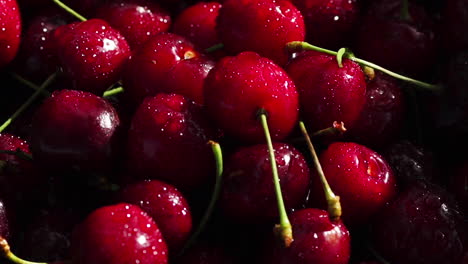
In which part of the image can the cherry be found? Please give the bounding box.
[122,32,213,106]
[286,50,367,133]
[291,0,361,50]
[94,0,171,50]
[216,0,305,66]
[30,89,122,173]
[204,51,299,143]
[117,179,192,252]
[125,93,217,190]
[345,72,406,149]
[0,0,21,69]
[370,179,466,264]
[53,18,131,95]
[220,143,310,224]
[172,2,222,52]
[308,142,398,227]
[71,203,168,264]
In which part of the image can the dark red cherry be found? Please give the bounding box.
[354,0,437,77]
[30,89,121,173]
[309,142,398,227]
[0,0,21,68]
[220,143,310,224]
[71,203,168,264]
[122,32,212,106]
[291,0,361,49]
[94,0,171,50]
[172,2,222,52]
[126,93,216,190]
[117,179,192,252]
[262,208,351,264]
[370,180,466,264]
[286,50,366,133]
[216,0,305,66]
[53,19,131,95]
[204,51,299,143]
[345,72,406,149]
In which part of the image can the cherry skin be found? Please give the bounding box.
[71,203,168,264]
[0,0,21,68]
[220,143,310,224]
[122,32,213,106]
[286,50,367,134]
[94,0,171,50]
[345,72,406,149]
[30,89,121,173]
[0,199,10,239]
[53,19,131,95]
[262,208,351,264]
[370,179,466,264]
[203,51,299,144]
[126,93,217,190]
[117,179,192,252]
[216,0,305,66]
[308,142,398,227]
[291,0,361,49]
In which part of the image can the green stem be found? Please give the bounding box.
[204,43,224,53]
[10,73,51,96]
[103,86,124,97]
[400,0,411,21]
[178,140,224,255]
[299,121,342,220]
[0,72,57,133]
[1,237,47,264]
[286,41,441,92]
[311,121,346,138]
[258,110,293,247]
[52,0,87,21]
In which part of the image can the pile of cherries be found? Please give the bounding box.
[0,0,467,263]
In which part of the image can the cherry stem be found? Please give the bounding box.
[1,237,47,264]
[178,140,224,256]
[400,0,411,21]
[204,43,224,53]
[0,72,57,133]
[299,121,342,221]
[286,41,441,92]
[10,73,51,96]
[258,109,293,247]
[0,149,33,161]
[103,86,124,97]
[52,0,87,21]
[312,121,346,138]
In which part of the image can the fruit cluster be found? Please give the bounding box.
[0,0,467,263]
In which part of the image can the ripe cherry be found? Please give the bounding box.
[0,0,21,68]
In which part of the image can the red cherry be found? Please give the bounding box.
[286,50,367,133]
[94,0,171,50]
[53,19,131,94]
[71,203,168,264]
[0,0,21,68]
[216,0,305,66]
[204,51,299,143]
[118,179,192,252]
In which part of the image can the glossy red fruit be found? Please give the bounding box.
[53,19,131,95]
[30,90,121,173]
[354,0,437,77]
[346,72,406,149]
[94,0,171,50]
[122,32,213,106]
[220,143,310,224]
[172,2,222,52]
[126,93,216,190]
[370,180,466,264]
[204,51,299,143]
[118,179,192,252]
[309,142,398,227]
[71,203,168,264]
[216,0,305,66]
[286,50,366,133]
[0,0,21,68]
[291,0,361,49]
[263,208,351,264]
